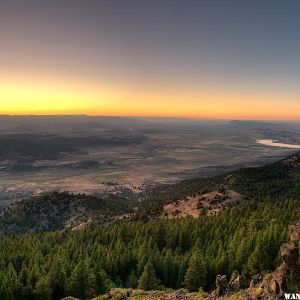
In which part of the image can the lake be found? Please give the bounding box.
[256,139,300,149]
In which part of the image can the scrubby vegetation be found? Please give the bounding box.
[0,198,298,299]
[137,152,300,219]
[0,192,133,233]
[90,288,204,300]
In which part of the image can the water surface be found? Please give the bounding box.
[256,139,300,149]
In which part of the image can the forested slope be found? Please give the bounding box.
[0,192,133,233]
[0,199,299,299]
[0,152,300,299]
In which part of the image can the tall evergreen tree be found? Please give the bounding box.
[68,260,96,299]
[184,242,207,292]
[95,269,111,295]
[0,273,13,300]
[48,260,67,299]
[138,262,160,291]
[126,270,138,289]
[6,263,21,297]
[34,276,52,300]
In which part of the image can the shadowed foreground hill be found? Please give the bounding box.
[0,199,298,299]
[63,219,300,299]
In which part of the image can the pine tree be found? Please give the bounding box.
[95,269,111,295]
[137,262,160,291]
[184,242,207,292]
[0,273,13,300]
[6,263,21,297]
[126,270,138,288]
[244,238,268,276]
[162,251,176,287]
[34,276,52,300]
[177,258,188,288]
[48,260,67,299]
[68,260,96,299]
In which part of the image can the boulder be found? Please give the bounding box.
[215,274,227,297]
[229,274,242,292]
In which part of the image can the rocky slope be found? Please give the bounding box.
[138,151,300,220]
[162,189,244,219]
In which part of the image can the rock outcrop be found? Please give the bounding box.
[208,272,242,299]
[245,220,300,299]
[214,274,228,297]
[207,220,300,299]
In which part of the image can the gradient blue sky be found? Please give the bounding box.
[1,0,300,119]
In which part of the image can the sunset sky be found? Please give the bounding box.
[1,0,300,120]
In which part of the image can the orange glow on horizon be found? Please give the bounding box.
[1,73,300,121]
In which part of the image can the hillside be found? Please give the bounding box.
[87,219,300,300]
[1,152,300,233]
[162,189,244,219]
[138,151,300,219]
[0,191,134,233]
[0,199,298,299]
[0,153,299,299]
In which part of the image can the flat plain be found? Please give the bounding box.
[0,116,299,205]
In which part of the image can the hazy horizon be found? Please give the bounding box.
[1,0,300,120]
[0,114,300,123]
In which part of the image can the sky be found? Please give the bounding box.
[0,0,300,120]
